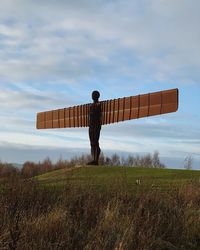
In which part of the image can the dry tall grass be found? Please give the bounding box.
[0,176,199,250]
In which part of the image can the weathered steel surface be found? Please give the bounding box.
[36,88,178,129]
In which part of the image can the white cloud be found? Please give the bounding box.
[0,0,200,84]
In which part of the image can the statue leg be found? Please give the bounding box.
[90,144,95,160]
[94,145,101,165]
[88,127,96,164]
[88,127,101,165]
[94,127,101,165]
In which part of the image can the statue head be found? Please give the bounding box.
[92,90,100,102]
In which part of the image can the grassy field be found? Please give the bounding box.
[1,166,200,250]
[36,166,200,191]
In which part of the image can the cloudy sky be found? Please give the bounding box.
[0,0,200,169]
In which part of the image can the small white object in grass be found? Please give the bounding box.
[135,179,141,185]
[75,164,82,168]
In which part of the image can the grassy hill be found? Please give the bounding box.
[36,166,200,192]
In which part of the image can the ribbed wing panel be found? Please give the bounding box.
[36,88,178,129]
[36,104,91,129]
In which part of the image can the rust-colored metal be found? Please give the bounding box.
[102,101,105,125]
[118,98,124,122]
[59,109,65,128]
[110,100,114,123]
[45,111,52,129]
[36,88,178,129]
[53,110,59,128]
[130,95,139,119]
[149,92,162,116]
[139,94,149,118]
[124,96,131,121]
[65,108,70,128]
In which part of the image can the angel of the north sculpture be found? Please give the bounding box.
[36,88,179,165]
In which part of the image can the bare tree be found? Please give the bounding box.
[111,154,121,166]
[152,151,161,168]
[184,155,193,170]
[121,156,127,166]
[98,152,106,165]
[125,155,132,167]
[105,156,111,166]
[143,154,152,168]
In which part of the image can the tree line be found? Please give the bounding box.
[0,151,167,179]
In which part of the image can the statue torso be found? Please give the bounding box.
[89,102,101,128]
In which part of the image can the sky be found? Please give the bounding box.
[0,0,200,169]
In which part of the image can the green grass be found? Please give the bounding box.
[36,166,200,191]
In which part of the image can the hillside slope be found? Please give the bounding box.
[37,166,200,190]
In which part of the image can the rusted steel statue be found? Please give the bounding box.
[87,91,101,165]
[36,88,179,165]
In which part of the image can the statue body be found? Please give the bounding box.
[88,91,101,165]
